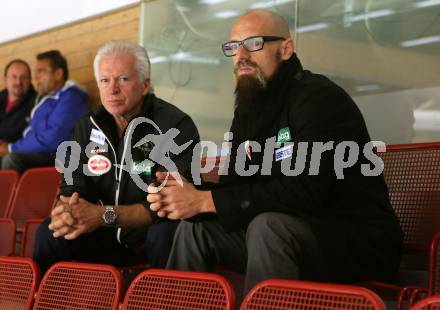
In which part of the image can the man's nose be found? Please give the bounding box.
[109,79,120,93]
[234,45,250,61]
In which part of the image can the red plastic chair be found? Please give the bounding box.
[0,170,19,216]
[408,232,440,305]
[241,279,386,310]
[33,261,122,310]
[120,268,235,310]
[379,143,440,253]
[362,142,440,308]
[7,167,60,232]
[0,256,40,310]
[411,295,440,309]
[0,217,16,256]
[20,218,45,258]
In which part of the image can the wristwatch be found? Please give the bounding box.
[102,206,117,226]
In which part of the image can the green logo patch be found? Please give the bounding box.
[277,127,291,143]
[132,160,154,176]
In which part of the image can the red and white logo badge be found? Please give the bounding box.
[88,155,111,175]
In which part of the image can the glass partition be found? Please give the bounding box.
[140,0,440,150]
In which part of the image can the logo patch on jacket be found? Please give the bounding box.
[277,127,291,143]
[91,146,107,154]
[90,129,106,145]
[88,155,111,175]
[131,160,154,176]
[275,144,293,161]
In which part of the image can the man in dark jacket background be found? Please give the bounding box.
[147,9,403,295]
[0,59,36,143]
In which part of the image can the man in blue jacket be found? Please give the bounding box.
[0,50,89,173]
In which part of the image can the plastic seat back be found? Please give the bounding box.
[0,217,16,256]
[8,167,60,231]
[121,268,235,310]
[0,256,39,310]
[21,218,45,258]
[379,142,440,252]
[411,295,440,309]
[241,279,386,310]
[33,261,122,310]
[0,170,19,216]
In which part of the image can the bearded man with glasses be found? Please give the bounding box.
[148,9,403,295]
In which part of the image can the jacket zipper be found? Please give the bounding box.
[90,116,137,244]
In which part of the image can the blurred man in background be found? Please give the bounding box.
[0,59,36,144]
[0,50,89,173]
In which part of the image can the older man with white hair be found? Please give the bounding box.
[33,40,199,274]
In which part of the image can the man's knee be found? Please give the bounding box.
[246,212,291,241]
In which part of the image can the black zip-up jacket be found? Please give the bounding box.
[0,86,36,142]
[59,93,200,247]
[211,55,403,283]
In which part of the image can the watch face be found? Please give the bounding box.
[104,207,117,225]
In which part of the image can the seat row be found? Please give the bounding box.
[0,217,43,257]
[4,255,433,310]
[2,142,440,308]
[0,167,60,232]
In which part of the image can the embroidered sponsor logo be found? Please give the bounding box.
[91,146,107,154]
[90,129,106,145]
[275,144,293,161]
[87,155,111,175]
[131,160,154,176]
[277,127,291,143]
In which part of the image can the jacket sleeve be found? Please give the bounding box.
[10,87,89,153]
[170,115,201,183]
[212,83,367,232]
[58,119,98,202]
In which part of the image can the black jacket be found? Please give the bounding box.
[59,94,200,247]
[0,86,36,142]
[211,55,403,283]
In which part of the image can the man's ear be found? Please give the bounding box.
[54,68,64,81]
[281,38,295,60]
[142,78,151,96]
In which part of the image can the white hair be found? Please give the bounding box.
[93,40,151,83]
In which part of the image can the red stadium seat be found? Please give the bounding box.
[411,295,440,310]
[0,170,19,216]
[241,279,386,310]
[380,143,440,253]
[0,217,16,256]
[0,256,39,310]
[121,268,235,310]
[363,142,440,308]
[20,218,45,258]
[33,261,122,310]
[7,167,60,231]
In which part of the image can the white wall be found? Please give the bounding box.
[0,0,139,44]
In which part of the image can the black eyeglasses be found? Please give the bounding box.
[222,36,285,57]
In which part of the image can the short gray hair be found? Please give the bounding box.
[93,40,151,83]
